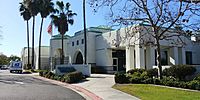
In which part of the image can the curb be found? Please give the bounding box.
[33,76,103,100]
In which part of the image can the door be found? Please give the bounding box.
[113,58,118,71]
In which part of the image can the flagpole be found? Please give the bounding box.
[83,0,87,64]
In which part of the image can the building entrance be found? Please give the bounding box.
[112,50,126,71]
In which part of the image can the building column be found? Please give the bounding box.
[126,46,135,71]
[169,47,179,65]
[146,46,155,69]
[135,45,145,69]
[180,47,186,64]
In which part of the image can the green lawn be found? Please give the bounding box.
[113,84,200,100]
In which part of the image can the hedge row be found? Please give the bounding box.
[115,65,200,90]
[39,71,83,83]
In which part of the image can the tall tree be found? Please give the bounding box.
[38,0,54,70]
[89,0,200,78]
[51,1,76,64]
[8,55,21,61]
[23,0,40,69]
[0,54,8,65]
[19,2,31,69]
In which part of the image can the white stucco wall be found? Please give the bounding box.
[21,47,33,68]
[49,25,200,73]
[34,46,50,70]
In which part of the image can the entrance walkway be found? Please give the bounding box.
[73,74,140,100]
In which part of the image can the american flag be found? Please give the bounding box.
[47,22,52,35]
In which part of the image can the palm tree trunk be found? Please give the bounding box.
[61,34,64,64]
[83,0,87,64]
[38,18,44,70]
[26,20,30,69]
[32,16,35,69]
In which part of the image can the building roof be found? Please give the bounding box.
[51,34,71,40]
[74,26,114,36]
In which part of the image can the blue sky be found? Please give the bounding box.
[0,0,108,57]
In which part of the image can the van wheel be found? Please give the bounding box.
[10,70,12,73]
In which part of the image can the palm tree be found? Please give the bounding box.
[24,0,40,69]
[19,2,31,69]
[51,1,76,64]
[38,0,54,70]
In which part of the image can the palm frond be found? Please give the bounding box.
[68,19,74,25]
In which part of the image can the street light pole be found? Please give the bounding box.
[83,0,87,64]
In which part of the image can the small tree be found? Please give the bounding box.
[0,54,9,65]
[89,0,200,78]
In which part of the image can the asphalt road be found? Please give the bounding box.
[0,70,85,100]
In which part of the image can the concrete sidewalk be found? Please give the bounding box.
[73,74,140,100]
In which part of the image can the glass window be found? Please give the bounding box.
[72,42,74,46]
[77,40,79,45]
[161,51,168,65]
[155,50,168,65]
[186,51,192,65]
[82,39,84,44]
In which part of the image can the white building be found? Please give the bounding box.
[21,47,32,69]
[50,25,200,73]
[21,46,50,70]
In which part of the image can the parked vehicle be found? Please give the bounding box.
[0,65,9,70]
[9,60,23,73]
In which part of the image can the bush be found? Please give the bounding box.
[44,71,55,79]
[163,65,196,81]
[147,68,158,78]
[128,72,142,83]
[163,68,173,77]
[193,75,200,81]
[153,78,161,85]
[143,78,154,84]
[187,80,200,90]
[128,71,149,84]
[39,70,48,77]
[127,69,145,74]
[161,76,179,87]
[63,71,83,83]
[178,81,188,88]
[114,72,130,84]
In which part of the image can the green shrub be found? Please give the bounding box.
[114,72,130,84]
[187,80,200,90]
[39,70,48,77]
[178,81,188,88]
[44,71,55,79]
[163,68,173,77]
[153,78,161,85]
[63,71,83,83]
[127,69,145,74]
[161,76,179,87]
[128,71,149,84]
[147,68,158,78]
[129,73,142,83]
[143,78,153,84]
[163,65,196,80]
[50,75,55,79]
[193,75,200,81]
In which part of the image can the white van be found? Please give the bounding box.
[9,60,23,73]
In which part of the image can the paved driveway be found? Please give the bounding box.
[0,70,85,100]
